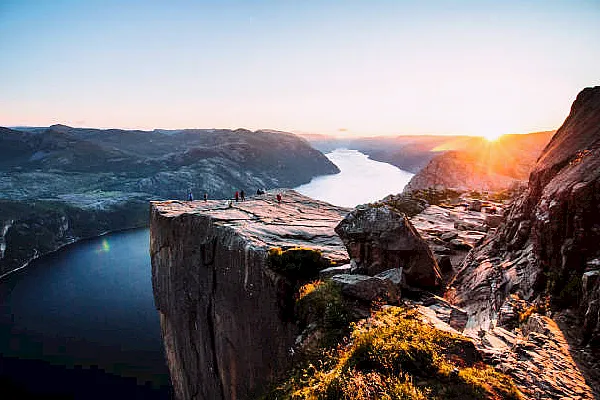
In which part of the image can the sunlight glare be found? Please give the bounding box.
[482,131,504,142]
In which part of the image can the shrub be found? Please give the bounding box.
[295,280,350,347]
[265,306,522,400]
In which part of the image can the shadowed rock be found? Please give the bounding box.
[150,190,349,400]
[334,204,442,290]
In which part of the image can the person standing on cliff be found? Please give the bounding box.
[240,190,245,201]
[204,193,208,201]
[235,191,239,202]
[187,190,193,201]
[276,193,282,204]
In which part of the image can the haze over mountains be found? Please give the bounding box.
[302,131,555,191]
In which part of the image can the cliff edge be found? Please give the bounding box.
[150,190,349,400]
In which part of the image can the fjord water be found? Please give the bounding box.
[0,149,411,397]
[0,229,171,398]
[296,149,414,207]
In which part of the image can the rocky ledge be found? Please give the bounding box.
[150,190,349,400]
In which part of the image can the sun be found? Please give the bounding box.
[481,131,504,142]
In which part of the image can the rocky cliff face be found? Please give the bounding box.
[448,87,600,397]
[150,191,349,400]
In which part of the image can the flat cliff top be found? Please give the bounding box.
[151,189,350,262]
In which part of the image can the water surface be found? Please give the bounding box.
[295,149,413,207]
[0,229,170,398]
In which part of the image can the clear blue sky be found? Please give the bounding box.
[1,0,599,137]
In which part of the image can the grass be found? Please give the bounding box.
[265,306,522,400]
[295,280,351,348]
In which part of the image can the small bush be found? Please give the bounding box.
[295,280,350,347]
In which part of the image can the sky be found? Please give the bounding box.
[1,0,599,137]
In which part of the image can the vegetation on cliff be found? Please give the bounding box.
[266,305,521,399]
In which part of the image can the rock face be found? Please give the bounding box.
[451,87,600,338]
[0,125,339,276]
[448,87,600,397]
[334,205,442,289]
[403,131,554,193]
[150,190,349,400]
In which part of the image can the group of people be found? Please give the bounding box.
[186,188,282,204]
[234,190,246,202]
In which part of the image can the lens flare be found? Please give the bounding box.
[96,238,110,254]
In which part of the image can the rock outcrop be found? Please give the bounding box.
[335,204,442,289]
[448,87,600,397]
[150,190,349,400]
[0,126,339,276]
[451,86,600,338]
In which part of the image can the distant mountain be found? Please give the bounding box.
[299,133,495,173]
[403,131,555,192]
[0,125,339,276]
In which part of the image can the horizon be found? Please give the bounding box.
[1,1,599,139]
[3,123,556,140]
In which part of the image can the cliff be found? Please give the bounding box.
[449,87,600,397]
[1,126,339,276]
[150,190,349,400]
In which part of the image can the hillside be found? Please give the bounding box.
[404,131,555,192]
[0,126,339,276]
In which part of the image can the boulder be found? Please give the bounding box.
[454,220,488,232]
[331,274,395,303]
[375,267,404,287]
[335,205,442,289]
[582,270,600,294]
[449,238,473,251]
[436,255,453,274]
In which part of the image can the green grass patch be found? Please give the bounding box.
[296,280,351,348]
[264,306,522,400]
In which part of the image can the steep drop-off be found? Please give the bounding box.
[150,191,349,400]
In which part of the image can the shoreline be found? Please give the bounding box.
[0,223,149,281]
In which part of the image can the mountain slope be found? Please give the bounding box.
[404,131,555,192]
[0,126,339,276]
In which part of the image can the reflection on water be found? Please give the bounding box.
[295,149,414,207]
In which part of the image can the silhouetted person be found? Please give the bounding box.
[276,193,282,204]
[204,193,208,201]
[188,191,193,201]
[240,190,245,201]
[235,191,239,202]
[257,188,261,195]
